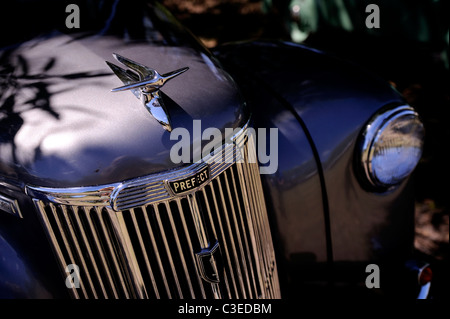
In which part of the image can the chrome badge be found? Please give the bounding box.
[106,53,188,132]
[165,165,210,196]
[196,241,222,284]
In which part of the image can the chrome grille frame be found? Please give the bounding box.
[26,124,281,299]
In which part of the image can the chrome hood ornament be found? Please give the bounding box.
[106,53,188,132]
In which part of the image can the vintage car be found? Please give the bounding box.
[0,0,430,299]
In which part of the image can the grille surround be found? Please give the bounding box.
[27,125,281,299]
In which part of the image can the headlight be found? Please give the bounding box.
[358,105,425,190]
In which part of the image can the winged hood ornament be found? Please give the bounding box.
[106,53,188,132]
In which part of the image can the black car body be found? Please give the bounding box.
[0,0,428,299]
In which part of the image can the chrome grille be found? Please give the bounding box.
[28,127,281,299]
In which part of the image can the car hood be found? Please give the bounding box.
[0,33,247,188]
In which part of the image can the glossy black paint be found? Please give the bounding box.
[215,41,416,295]
[0,1,247,189]
[1,0,419,298]
[0,186,67,298]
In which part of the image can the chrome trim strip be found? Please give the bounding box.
[0,193,23,218]
[26,185,117,207]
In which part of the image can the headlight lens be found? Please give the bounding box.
[360,105,425,189]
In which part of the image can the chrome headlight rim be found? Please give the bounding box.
[357,104,425,191]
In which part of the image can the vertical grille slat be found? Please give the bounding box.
[175,198,207,299]
[222,172,254,298]
[83,207,120,298]
[141,206,172,298]
[238,158,271,297]
[31,127,281,299]
[200,188,232,299]
[205,182,240,298]
[185,194,222,299]
[111,210,147,298]
[227,167,260,297]
[214,176,248,299]
[65,206,104,299]
[153,203,184,299]
[234,164,266,297]
[128,208,160,298]
[94,208,131,298]
[73,207,108,298]
[33,200,82,299]
[164,201,196,299]
[54,205,98,299]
